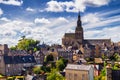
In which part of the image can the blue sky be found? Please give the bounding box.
[0,0,120,47]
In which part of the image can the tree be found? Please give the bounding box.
[41,66,51,73]
[10,46,17,50]
[47,69,65,80]
[56,58,68,71]
[17,38,39,51]
[33,66,41,74]
[112,63,120,70]
[56,59,65,71]
[110,53,120,61]
[10,36,40,51]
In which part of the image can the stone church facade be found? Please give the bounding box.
[62,13,111,50]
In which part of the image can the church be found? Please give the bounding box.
[62,13,111,50]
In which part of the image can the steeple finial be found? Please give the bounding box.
[78,11,80,20]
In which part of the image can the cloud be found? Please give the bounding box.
[0,0,23,6]
[26,7,35,12]
[0,9,120,47]
[0,17,70,46]
[85,0,110,6]
[82,9,120,42]
[0,8,3,16]
[84,26,120,42]
[45,0,64,12]
[0,17,11,22]
[83,14,120,30]
[82,13,100,24]
[0,20,33,46]
[45,0,111,12]
[34,18,51,24]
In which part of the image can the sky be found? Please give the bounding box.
[0,0,120,47]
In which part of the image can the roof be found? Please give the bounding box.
[66,64,92,71]
[57,49,73,53]
[84,39,111,45]
[4,55,36,64]
[64,33,75,38]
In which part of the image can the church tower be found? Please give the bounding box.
[75,12,84,44]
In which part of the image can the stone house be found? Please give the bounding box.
[65,64,94,80]
[34,51,45,64]
[0,44,36,76]
[57,49,73,62]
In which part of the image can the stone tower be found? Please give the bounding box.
[75,12,84,44]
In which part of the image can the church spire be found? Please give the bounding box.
[77,11,82,27]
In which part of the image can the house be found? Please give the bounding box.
[57,49,73,62]
[65,64,94,80]
[34,51,45,64]
[0,44,36,76]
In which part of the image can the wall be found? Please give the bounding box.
[65,69,89,80]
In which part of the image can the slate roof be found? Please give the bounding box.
[64,33,75,38]
[84,39,111,46]
[66,64,92,71]
[4,55,36,64]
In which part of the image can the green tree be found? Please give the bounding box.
[33,66,41,74]
[110,53,120,61]
[17,38,39,51]
[112,63,119,70]
[41,66,51,73]
[10,36,40,51]
[10,46,17,50]
[47,69,65,80]
[56,59,65,71]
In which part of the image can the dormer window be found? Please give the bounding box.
[22,58,25,61]
[29,58,32,61]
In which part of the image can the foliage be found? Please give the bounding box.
[61,58,68,67]
[56,58,68,71]
[56,59,65,71]
[10,36,40,51]
[10,46,17,50]
[47,69,65,80]
[41,66,51,73]
[101,53,108,60]
[33,66,41,74]
[110,53,120,61]
[101,68,106,76]
[94,62,107,80]
[112,63,120,70]
[17,38,39,51]
[85,57,94,62]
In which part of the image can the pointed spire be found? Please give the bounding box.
[78,11,80,20]
[77,11,82,27]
